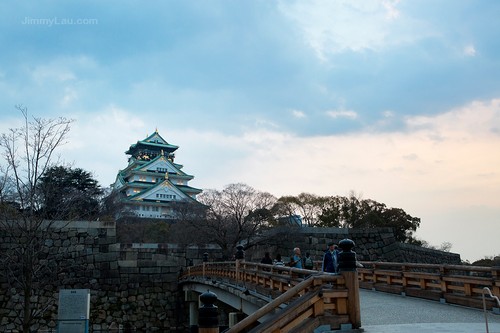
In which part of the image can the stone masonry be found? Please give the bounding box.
[246,227,461,265]
[0,222,460,332]
[0,221,198,332]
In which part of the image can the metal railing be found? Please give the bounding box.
[482,287,500,333]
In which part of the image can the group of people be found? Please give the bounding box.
[260,241,340,273]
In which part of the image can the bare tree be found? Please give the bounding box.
[0,105,73,332]
[170,183,277,258]
[275,193,323,226]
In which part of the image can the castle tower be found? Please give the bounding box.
[112,130,202,219]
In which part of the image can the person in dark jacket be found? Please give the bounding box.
[260,252,273,265]
[322,242,339,273]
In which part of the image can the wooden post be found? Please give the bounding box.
[342,270,361,328]
[338,238,361,329]
[235,259,240,282]
[491,266,500,296]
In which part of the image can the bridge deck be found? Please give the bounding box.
[359,289,500,333]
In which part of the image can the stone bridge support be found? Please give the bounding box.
[185,291,199,333]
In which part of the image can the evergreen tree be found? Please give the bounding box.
[39,166,103,220]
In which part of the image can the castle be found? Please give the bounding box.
[112,130,202,219]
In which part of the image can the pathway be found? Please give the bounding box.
[358,289,500,333]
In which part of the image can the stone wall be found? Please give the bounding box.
[246,227,461,265]
[0,221,217,332]
[0,222,460,332]
[397,242,461,264]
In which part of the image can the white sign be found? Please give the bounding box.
[58,289,90,333]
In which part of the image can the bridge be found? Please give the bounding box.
[179,256,500,332]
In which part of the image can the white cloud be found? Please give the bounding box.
[207,99,500,201]
[463,44,477,57]
[32,66,76,83]
[382,0,400,19]
[278,0,417,61]
[405,99,500,137]
[60,87,78,107]
[61,105,146,184]
[326,109,358,119]
[30,55,97,84]
[291,109,306,118]
[382,110,394,118]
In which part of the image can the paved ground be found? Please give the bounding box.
[358,289,500,333]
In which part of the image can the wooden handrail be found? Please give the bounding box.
[227,275,322,332]
[180,261,360,332]
[180,261,499,331]
[357,261,500,310]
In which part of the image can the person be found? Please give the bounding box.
[304,252,314,270]
[290,247,303,269]
[260,252,273,265]
[322,242,339,273]
[274,254,285,266]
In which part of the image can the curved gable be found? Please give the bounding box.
[137,155,185,175]
[130,180,190,202]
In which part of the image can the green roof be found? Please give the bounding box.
[125,130,179,155]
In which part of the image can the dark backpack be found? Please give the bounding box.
[304,256,314,269]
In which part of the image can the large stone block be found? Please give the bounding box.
[118,260,137,268]
[137,260,156,268]
[94,252,118,262]
[140,267,161,274]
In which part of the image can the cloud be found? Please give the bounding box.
[463,44,477,57]
[278,0,422,61]
[60,105,146,184]
[60,87,78,107]
[290,109,306,118]
[31,66,76,83]
[382,0,401,19]
[169,98,499,220]
[382,110,394,118]
[30,56,96,84]
[405,99,500,137]
[326,109,358,119]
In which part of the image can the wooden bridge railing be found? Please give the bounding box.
[357,261,500,310]
[179,260,499,331]
[179,261,360,332]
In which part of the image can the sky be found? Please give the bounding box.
[0,0,499,263]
